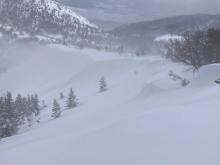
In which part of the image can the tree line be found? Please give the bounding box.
[0,77,109,139]
[0,92,42,138]
[52,88,79,119]
[52,77,108,119]
[165,28,220,70]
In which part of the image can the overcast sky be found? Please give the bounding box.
[134,0,220,18]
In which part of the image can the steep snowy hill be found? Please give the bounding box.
[0,44,220,165]
[0,0,104,46]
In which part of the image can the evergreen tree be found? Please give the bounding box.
[99,77,108,92]
[26,95,34,127]
[3,92,18,137]
[41,100,47,110]
[66,88,78,109]
[21,97,28,125]
[32,94,40,123]
[15,94,25,125]
[60,92,64,100]
[51,99,61,119]
[0,92,42,138]
[215,79,220,84]
[0,96,6,138]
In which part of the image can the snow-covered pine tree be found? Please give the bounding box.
[0,96,6,138]
[215,79,220,84]
[21,97,28,125]
[99,77,108,92]
[65,88,78,109]
[0,92,42,138]
[33,94,40,123]
[51,99,62,119]
[3,92,18,137]
[41,100,47,110]
[15,94,26,125]
[26,95,34,127]
[60,92,64,100]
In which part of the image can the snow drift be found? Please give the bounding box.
[0,44,220,165]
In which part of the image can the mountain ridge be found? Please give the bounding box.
[112,14,220,36]
[111,14,220,52]
[0,0,101,46]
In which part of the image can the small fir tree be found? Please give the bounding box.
[60,92,64,100]
[51,99,61,119]
[66,88,78,109]
[99,77,108,92]
[215,79,220,84]
[31,94,40,123]
[26,95,34,127]
[15,94,25,125]
[4,92,18,136]
[41,100,47,110]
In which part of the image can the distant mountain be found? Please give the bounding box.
[112,14,220,36]
[111,14,220,52]
[59,0,220,30]
[58,0,145,30]
[0,0,106,47]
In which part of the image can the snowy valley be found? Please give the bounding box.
[0,0,220,165]
[0,44,220,165]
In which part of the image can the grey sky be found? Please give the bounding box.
[135,0,220,18]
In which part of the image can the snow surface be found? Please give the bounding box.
[0,45,220,165]
[24,0,97,28]
[155,34,183,42]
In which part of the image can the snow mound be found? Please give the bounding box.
[191,64,220,88]
[155,34,183,42]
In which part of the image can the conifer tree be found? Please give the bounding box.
[66,88,78,109]
[22,96,28,125]
[4,92,18,137]
[33,94,40,123]
[51,99,62,119]
[0,96,6,138]
[15,94,25,125]
[99,77,108,92]
[0,92,42,138]
[60,92,64,100]
[215,79,220,84]
[41,100,47,110]
[26,95,34,127]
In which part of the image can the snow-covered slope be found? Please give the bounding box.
[155,34,183,42]
[0,0,100,45]
[0,45,220,165]
[31,0,96,27]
